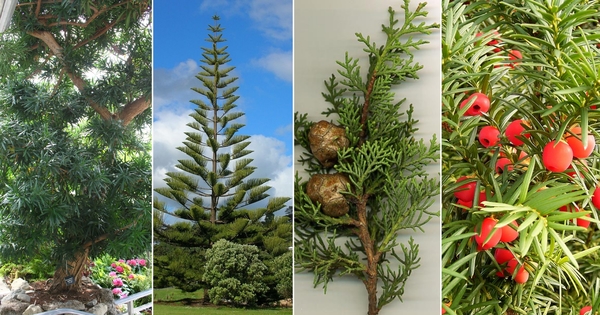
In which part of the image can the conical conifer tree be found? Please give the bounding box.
[154,16,291,294]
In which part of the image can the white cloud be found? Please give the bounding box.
[152,107,194,190]
[275,123,292,136]
[252,51,292,82]
[200,0,291,41]
[245,134,293,199]
[153,59,199,110]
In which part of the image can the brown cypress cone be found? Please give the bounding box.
[306,173,350,217]
[308,120,350,168]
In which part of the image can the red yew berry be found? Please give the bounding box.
[474,217,502,250]
[457,191,486,209]
[494,248,514,265]
[457,198,473,208]
[475,191,487,207]
[505,119,530,146]
[442,301,452,315]
[495,158,513,174]
[479,126,500,147]
[476,30,502,52]
[566,126,595,159]
[542,140,573,172]
[514,267,529,284]
[508,49,522,68]
[500,220,519,242]
[574,208,591,229]
[460,93,490,116]
[454,176,477,202]
[559,204,591,228]
[592,186,600,209]
[506,259,529,284]
[580,306,592,315]
[494,248,514,277]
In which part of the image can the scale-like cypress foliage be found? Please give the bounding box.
[294,2,439,315]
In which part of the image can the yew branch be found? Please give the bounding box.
[27,30,150,125]
[73,17,123,49]
[34,0,42,17]
[82,212,144,249]
[118,96,151,125]
[40,1,130,27]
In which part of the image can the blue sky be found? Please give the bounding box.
[153,0,293,211]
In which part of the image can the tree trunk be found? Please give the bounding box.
[49,248,89,293]
[203,287,209,304]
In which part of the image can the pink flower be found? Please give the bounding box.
[111,263,117,268]
[127,259,137,266]
[119,292,129,298]
[109,271,117,277]
[115,266,124,273]
[128,274,135,280]
[118,259,125,263]
[112,288,122,295]
[137,259,146,266]
[112,278,123,287]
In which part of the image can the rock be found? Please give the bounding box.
[1,289,26,303]
[85,298,98,308]
[14,293,30,303]
[105,303,119,315]
[43,300,85,311]
[0,275,120,315]
[10,278,32,291]
[0,300,30,315]
[88,303,108,315]
[98,288,114,303]
[0,278,11,299]
[61,300,86,311]
[22,304,43,315]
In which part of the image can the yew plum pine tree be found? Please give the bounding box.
[0,0,151,293]
[443,0,600,314]
[153,16,291,302]
[294,2,439,315]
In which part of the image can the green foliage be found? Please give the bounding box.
[442,0,600,314]
[294,1,439,314]
[153,16,291,298]
[203,239,268,306]
[153,287,204,302]
[153,242,206,293]
[271,251,293,300]
[0,258,54,282]
[0,0,151,291]
[153,304,292,315]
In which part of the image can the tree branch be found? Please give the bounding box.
[82,212,145,249]
[16,0,61,8]
[358,71,378,147]
[39,1,130,27]
[35,0,42,17]
[73,17,124,50]
[117,96,151,125]
[27,30,145,124]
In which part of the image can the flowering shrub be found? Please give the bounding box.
[89,254,151,300]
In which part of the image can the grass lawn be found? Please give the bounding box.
[153,304,293,315]
[154,288,292,315]
[154,287,204,302]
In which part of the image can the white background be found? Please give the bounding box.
[293,0,442,314]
